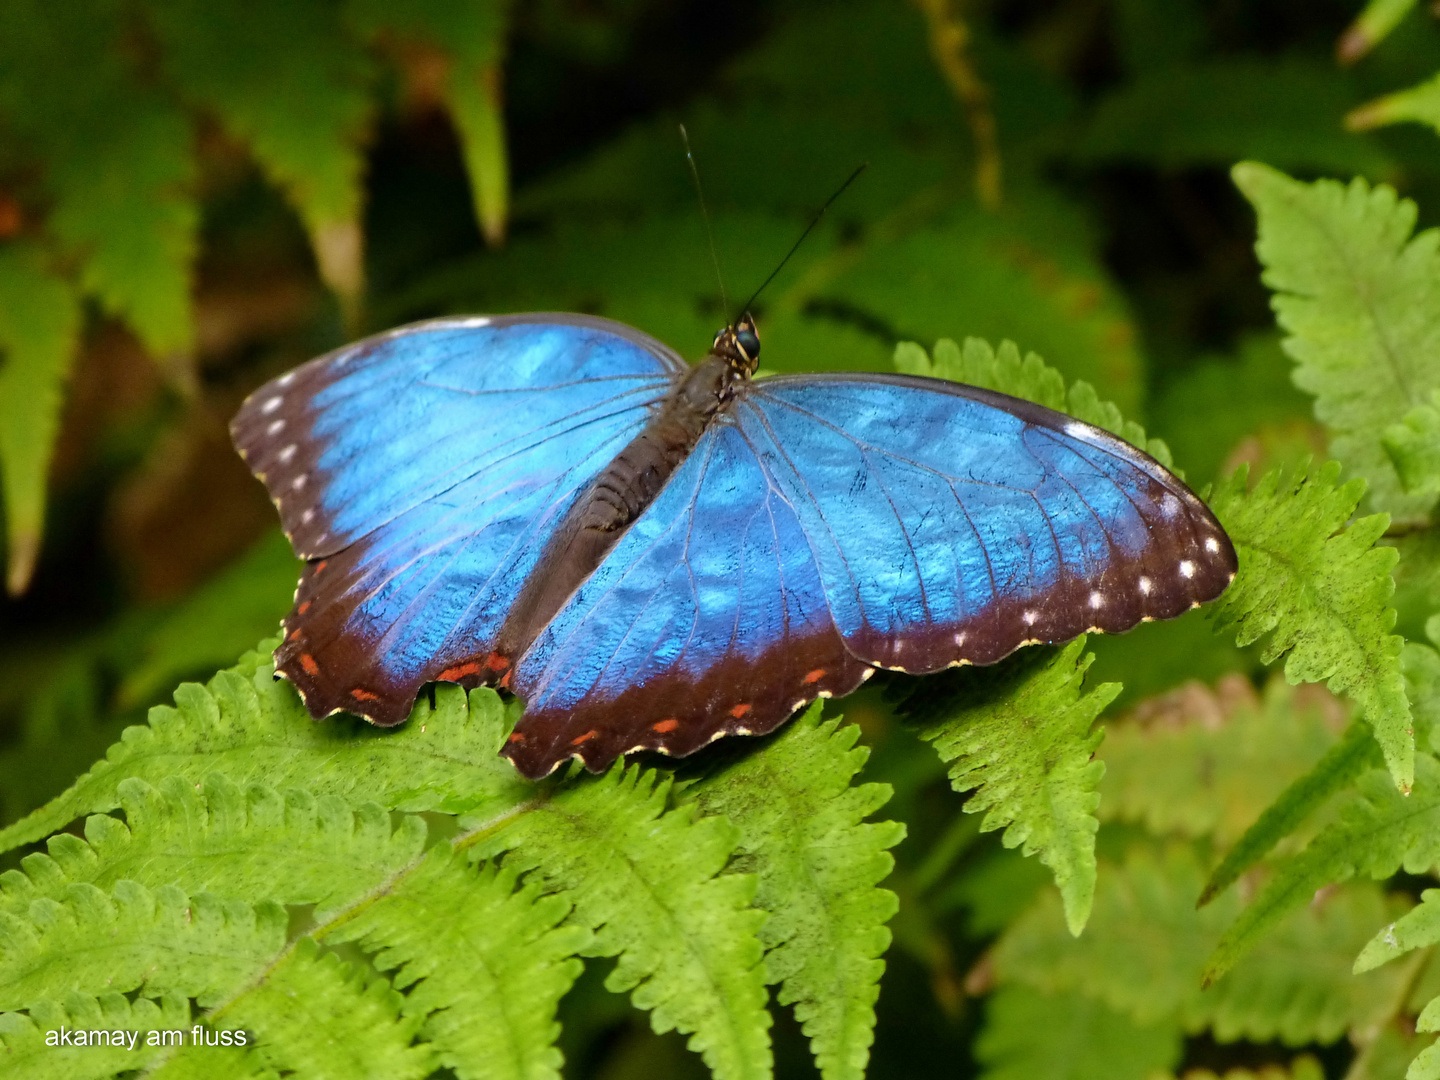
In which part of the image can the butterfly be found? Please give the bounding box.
[231,312,1236,780]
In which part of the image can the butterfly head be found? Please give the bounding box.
[712,313,760,376]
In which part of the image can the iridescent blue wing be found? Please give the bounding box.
[503,420,872,777]
[502,373,1234,778]
[739,374,1236,670]
[230,314,686,724]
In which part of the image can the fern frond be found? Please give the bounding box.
[148,1044,275,1080]
[680,705,904,1080]
[995,845,1411,1044]
[904,639,1114,935]
[144,0,370,305]
[1406,641,1440,752]
[1200,720,1380,906]
[894,336,1172,466]
[1207,462,1411,791]
[206,937,435,1080]
[327,850,590,1080]
[0,881,285,1010]
[1356,888,1440,973]
[1232,162,1440,525]
[0,647,529,853]
[0,990,189,1080]
[1347,71,1440,141]
[1204,753,1440,983]
[0,774,427,921]
[1382,390,1440,496]
[975,985,1182,1080]
[1101,676,1343,847]
[0,245,81,596]
[1167,1060,1324,1080]
[475,762,772,1080]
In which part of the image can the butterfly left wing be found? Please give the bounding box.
[502,370,1234,779]
[502,420,873,779]
[736,373,1236,673]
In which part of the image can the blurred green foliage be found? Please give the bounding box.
[5,0,1440,1078]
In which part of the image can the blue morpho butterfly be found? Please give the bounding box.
[231,311,1236,779]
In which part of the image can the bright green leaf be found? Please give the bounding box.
[1204,753,1440,983]
[146,0,372,307]
[682,706,904,1080]
[1208,462,1411,791]
[1233,162,1440,525]
[475,764,772,1080]
[904,639,1115,935]
[0,244,81,595]
[976,985,1182,1080]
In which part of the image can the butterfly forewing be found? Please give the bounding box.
[231,314,686,724]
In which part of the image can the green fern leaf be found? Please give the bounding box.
[0,646,530,853]
[148,1044,276,1080]
[328,850,589,1080]
[1200,720,1380,906]
[996,845,1411,1044]
[0,1,195,358]
[347,0,512,245]
[1101,676,1343,848]
[680,706,904,1080]
[1164,1060,1325,1080]
[0,990,190,1080]
[1204,753,1440,984]
[1347,71,1440,140]
[1232,162,1440,525]
[1355,888,1440,973]
[475,763,772,1080]
[1207,462,1411,791]
[145,0,371,306]
[203,937,435,1080]
[0,774,427,921]
[1338,0,1423,61]
[0,244,81,596]
[905,639,1114,935]
[1382,391,1440,495]
[975,985,1182,1080]
[0,881,285,1010]
[894,337,1172,468]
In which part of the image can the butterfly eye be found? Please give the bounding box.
[736,327,760,360]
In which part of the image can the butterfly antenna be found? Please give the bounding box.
[737,162,868,320]
[680,124,730,320]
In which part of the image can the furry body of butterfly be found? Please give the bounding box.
[231,313,1235,779]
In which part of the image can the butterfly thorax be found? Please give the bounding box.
[491,345,748,665]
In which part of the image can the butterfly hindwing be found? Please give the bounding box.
[232,314,686,724]
[503,420,872,777]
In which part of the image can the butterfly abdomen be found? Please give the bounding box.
[493,354,740,663]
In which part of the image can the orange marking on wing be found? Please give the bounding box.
[314,560,328,574]
[485,651,510,671]
[498,668,513,690]
[508,732,525,744]
[803,668,827,684]
[729,703,752,719]
[653,718,680,733]
[437,660,482,681]
[351,688,380,702]
[297,600,311,615]
[300,654,319,676]
[571,729,599,746]
[288,627,302,641]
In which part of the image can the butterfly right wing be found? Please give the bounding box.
[231,313,686,725]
